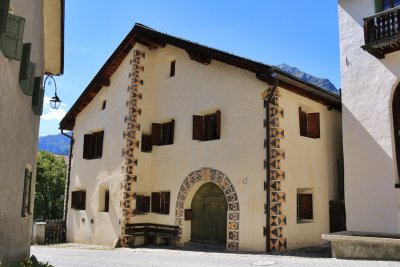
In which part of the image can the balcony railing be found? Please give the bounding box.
[362,6,400,58]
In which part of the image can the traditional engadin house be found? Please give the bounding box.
[335,0,400,238]
[0,0,64,265]
[60,23,342,252]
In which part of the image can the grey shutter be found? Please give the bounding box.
[32,77,44,115]
[0,0,10,35]
[20,62,36,95]
[0,14,25,60]
[193,115,204,140]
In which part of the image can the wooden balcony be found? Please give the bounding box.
[362,6,400,59]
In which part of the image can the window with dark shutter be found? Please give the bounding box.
[83,131,104,159]
[0,13,25,60]
[193,111,221,141]
[151,192,161,213]
[297,193,313,221]
[299,107,320,139]
[135,195,150,214]
[71,190,86,210]
[152,123,162,146]
[152,120,174,146]
[141,134,152,152]
[19,43,31,92]
[32,77,44,115]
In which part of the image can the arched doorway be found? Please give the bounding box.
[191,183,227,245]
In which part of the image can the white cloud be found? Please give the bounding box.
[41,95,67,122]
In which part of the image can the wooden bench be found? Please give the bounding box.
[125,223,179,247]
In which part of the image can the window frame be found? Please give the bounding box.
[151,120,174,146]
[71,190,86,210]
[298,107,320,139]
[83,131,104,159]
[193,110,221,141]
[151,191,170,215]
[21,168,32,217]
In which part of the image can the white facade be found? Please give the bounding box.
[65,26,342,252]
[339,0,400,233]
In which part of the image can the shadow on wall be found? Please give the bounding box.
[342,105,398,233]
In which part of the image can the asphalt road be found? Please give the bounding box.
[31,244,400,267]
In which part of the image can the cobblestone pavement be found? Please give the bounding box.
[31,244,400,267]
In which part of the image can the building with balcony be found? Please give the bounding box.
[338,0,400,235]
[60,23,342,252]
[0,0,64,265]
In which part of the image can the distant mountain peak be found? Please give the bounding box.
[276,63,338,94]
[38,133,71,155]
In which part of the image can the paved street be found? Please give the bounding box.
[31,244,400,267]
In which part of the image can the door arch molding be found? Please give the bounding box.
[175,167,240,250]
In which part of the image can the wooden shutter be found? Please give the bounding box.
[162,120,174,145]
[83,134,93,159]
[95,131,104,158]
[80,191,86,210]
[216,110,221,139]
[193,115,204,140]
[71,191,78,209]
[161,192,170,214]
[141,134,152,152]
[19,43,31,83]
[32,77,44,115]
[136,195,143,214]
[104,190,109,212]
[21,169,28,216]
[307,113,320,139]
[299,107,308,137]
[20,62,36,95]
[298,194,313,219]
[0,0,10,35]
[143,196,150,213]
[375,0,384,12]
[169,120,175,144]
[0,14,25,60]
[151,192,161,213]
[152,123,162,146]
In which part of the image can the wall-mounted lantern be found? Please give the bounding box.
[45,75,62,109]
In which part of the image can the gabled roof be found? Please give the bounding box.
[60,23,341,130]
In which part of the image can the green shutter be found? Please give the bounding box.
[19,43,31,82]
[375,0,383,12]
[0,0,10,35]
[20,62,36,95]
[32,77,44,115]
[0,14,24,60]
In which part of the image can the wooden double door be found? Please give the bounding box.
[191,183,227,245]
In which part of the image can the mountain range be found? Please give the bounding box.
[38,132,71,155]
[276,63,339,94]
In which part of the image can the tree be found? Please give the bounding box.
[34,151,67,220]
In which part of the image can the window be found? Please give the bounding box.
[19,43,37,95]
[297,190,313,223]
[0,12,25,60]
[152,120,174,146]
[299,107,320,139]
[71,190,86,210]
[101,100,106,110]
[170,60,176,77]
[21,168,32,217]
[135,195,150,214]
[104,189,110,212]
[83,131,104,159]
[151,192,170,214]
[141,134,152,152]
[193,110,221,141]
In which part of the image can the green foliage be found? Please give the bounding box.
[34,151,67,220]
[10,256,53,267]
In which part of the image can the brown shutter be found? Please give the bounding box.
[136,195,143,214]
[299,107,308,137]
[71,191,78,209]
[307,113,320,139]
[152,123,162,146]
[97,131,104,157]
[141,134,152,152]
[193,115,204,140]
[299,194,313,219]
[79,191,86,210]
[83,134,93,159]
[216,110,221,139]
[143,196,150,213]
[151,192,161,213]
[169,120,175,144]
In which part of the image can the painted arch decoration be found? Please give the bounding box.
[175,167,240,250]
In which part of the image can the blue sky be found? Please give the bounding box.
[39,0,340,136]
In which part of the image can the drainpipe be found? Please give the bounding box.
[60,129,73,242]
[258,69,278,252]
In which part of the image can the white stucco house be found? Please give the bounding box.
[0,0,64,265]
[60,23,342,252]
[337,0,400,235]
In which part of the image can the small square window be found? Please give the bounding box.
[299,107,320,139]
[71,190,86,210]
[297,189,313,223]
[83,131,104,159]
[193,110,221,141]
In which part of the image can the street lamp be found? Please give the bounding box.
[45,75,62,109]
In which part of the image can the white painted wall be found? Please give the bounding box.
[339,0,400,233]
[68,42,342,251]
[0,0,44,265]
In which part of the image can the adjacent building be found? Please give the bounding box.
[337,0,400,235]
[0,0,64,265]
[60,23,342,252]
